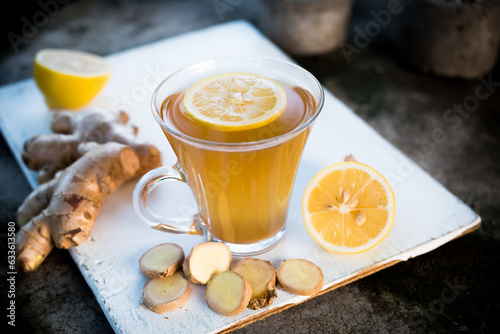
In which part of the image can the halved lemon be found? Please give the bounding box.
[302,161,395,254]
[33,49,111,110]
[182,73,287,131]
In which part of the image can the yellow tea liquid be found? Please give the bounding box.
[160,80,316,244]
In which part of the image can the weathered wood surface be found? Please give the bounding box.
[0,21,480,334]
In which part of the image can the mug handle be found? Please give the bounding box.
[133,163,204,235]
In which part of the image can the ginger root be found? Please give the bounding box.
[142,271,192,314]
[276,259,324,296]
[16,141,161,271]
[21,108,142,183]
[183,242,231,284]
[16,108,161,271]
[205,271,252,317]
[232,258,277,310]
[139,243,185,279]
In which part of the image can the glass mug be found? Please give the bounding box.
[133,56,324,255]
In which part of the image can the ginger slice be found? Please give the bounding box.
[276,259,324,296]
[232,258,277,310]
[142,271,191,314]
[205,271,252,317]
[183,242,231,284]
[139,243,185,279]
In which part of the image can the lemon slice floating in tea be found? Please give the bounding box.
[302,161,395,254]
[33,49,111,110]
[182,73,287,131]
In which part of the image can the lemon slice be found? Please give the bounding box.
[182,73,287,131]
[33,49,111,110]
[302,161,395,254]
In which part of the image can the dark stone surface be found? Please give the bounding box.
[1,0,499,333]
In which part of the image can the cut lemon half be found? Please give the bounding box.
[182,73,287,131]
[33,49,111,110]
[302,161,395,254]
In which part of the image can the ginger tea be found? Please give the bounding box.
[160,77,317,244]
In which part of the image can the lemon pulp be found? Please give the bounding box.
[302,161,395,254]
[33,49,111,110]
[182,73,287,132]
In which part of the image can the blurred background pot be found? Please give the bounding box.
[257,0,355,56]
[397,0,500,79]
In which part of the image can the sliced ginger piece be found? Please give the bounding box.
[183,242,231,284]
[139,243,185,279]
[276,259,324,296]
[205,271,252,317]
[232,258,277,310]
[142,271,191,314]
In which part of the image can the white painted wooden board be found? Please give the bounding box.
[0,21,480,333]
